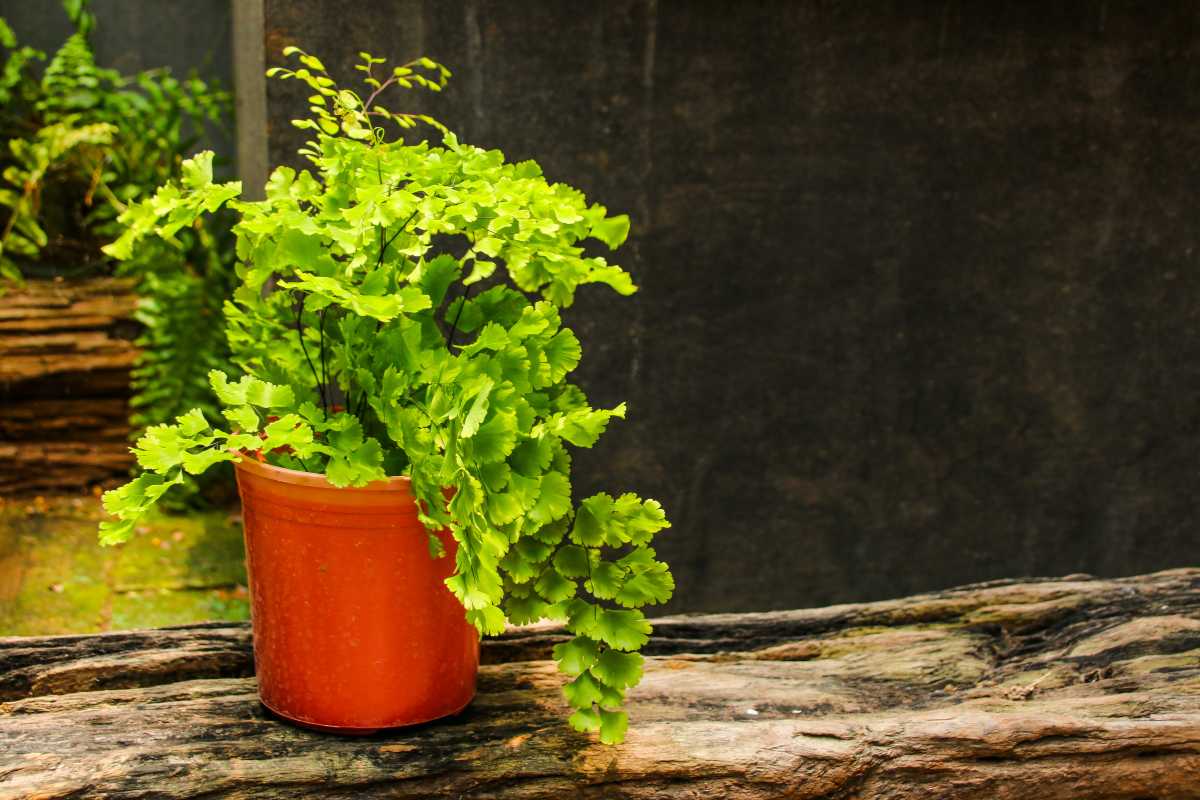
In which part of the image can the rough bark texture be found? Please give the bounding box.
[1,569,1197,798]
[0,278,138,495]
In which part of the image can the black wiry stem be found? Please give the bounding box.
[375,158,387,273]
[446,282,475,349]
[356,387,370,421]
[378,208,419,270]
[318,307,330,411]
[294,292,326,415]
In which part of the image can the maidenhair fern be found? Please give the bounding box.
[98,47,673,745]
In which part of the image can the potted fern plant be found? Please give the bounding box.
[98,48,673,745]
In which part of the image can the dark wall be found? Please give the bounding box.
[0,0,234,164]
[263,1,1200,613]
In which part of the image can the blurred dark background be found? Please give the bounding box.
[6,1,1199,615]
[263,1,1200,613]
[0,0,235,166]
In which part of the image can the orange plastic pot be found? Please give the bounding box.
[234,458,478,734]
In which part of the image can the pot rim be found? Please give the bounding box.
[234,453,413,491]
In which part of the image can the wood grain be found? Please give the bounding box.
[1,569,1197,798]
[0,278,137,494]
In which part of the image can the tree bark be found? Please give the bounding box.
[0,278,138,495]
[0,569,1197,799]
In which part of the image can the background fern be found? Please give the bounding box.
[0,0,237,500]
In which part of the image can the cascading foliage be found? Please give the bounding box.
[98,48,673,745]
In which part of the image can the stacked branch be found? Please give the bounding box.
[0,278,138,494]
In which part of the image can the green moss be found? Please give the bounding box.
[110,586,250,630]
[110,508,247,592]
[1114,650,1200,678]
[0,497,248,635]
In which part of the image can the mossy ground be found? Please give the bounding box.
[0,494,248,636]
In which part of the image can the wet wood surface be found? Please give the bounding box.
[0,568,1197,798]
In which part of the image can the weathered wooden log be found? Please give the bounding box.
[0,278,138,494]
[0,568,1197,798]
